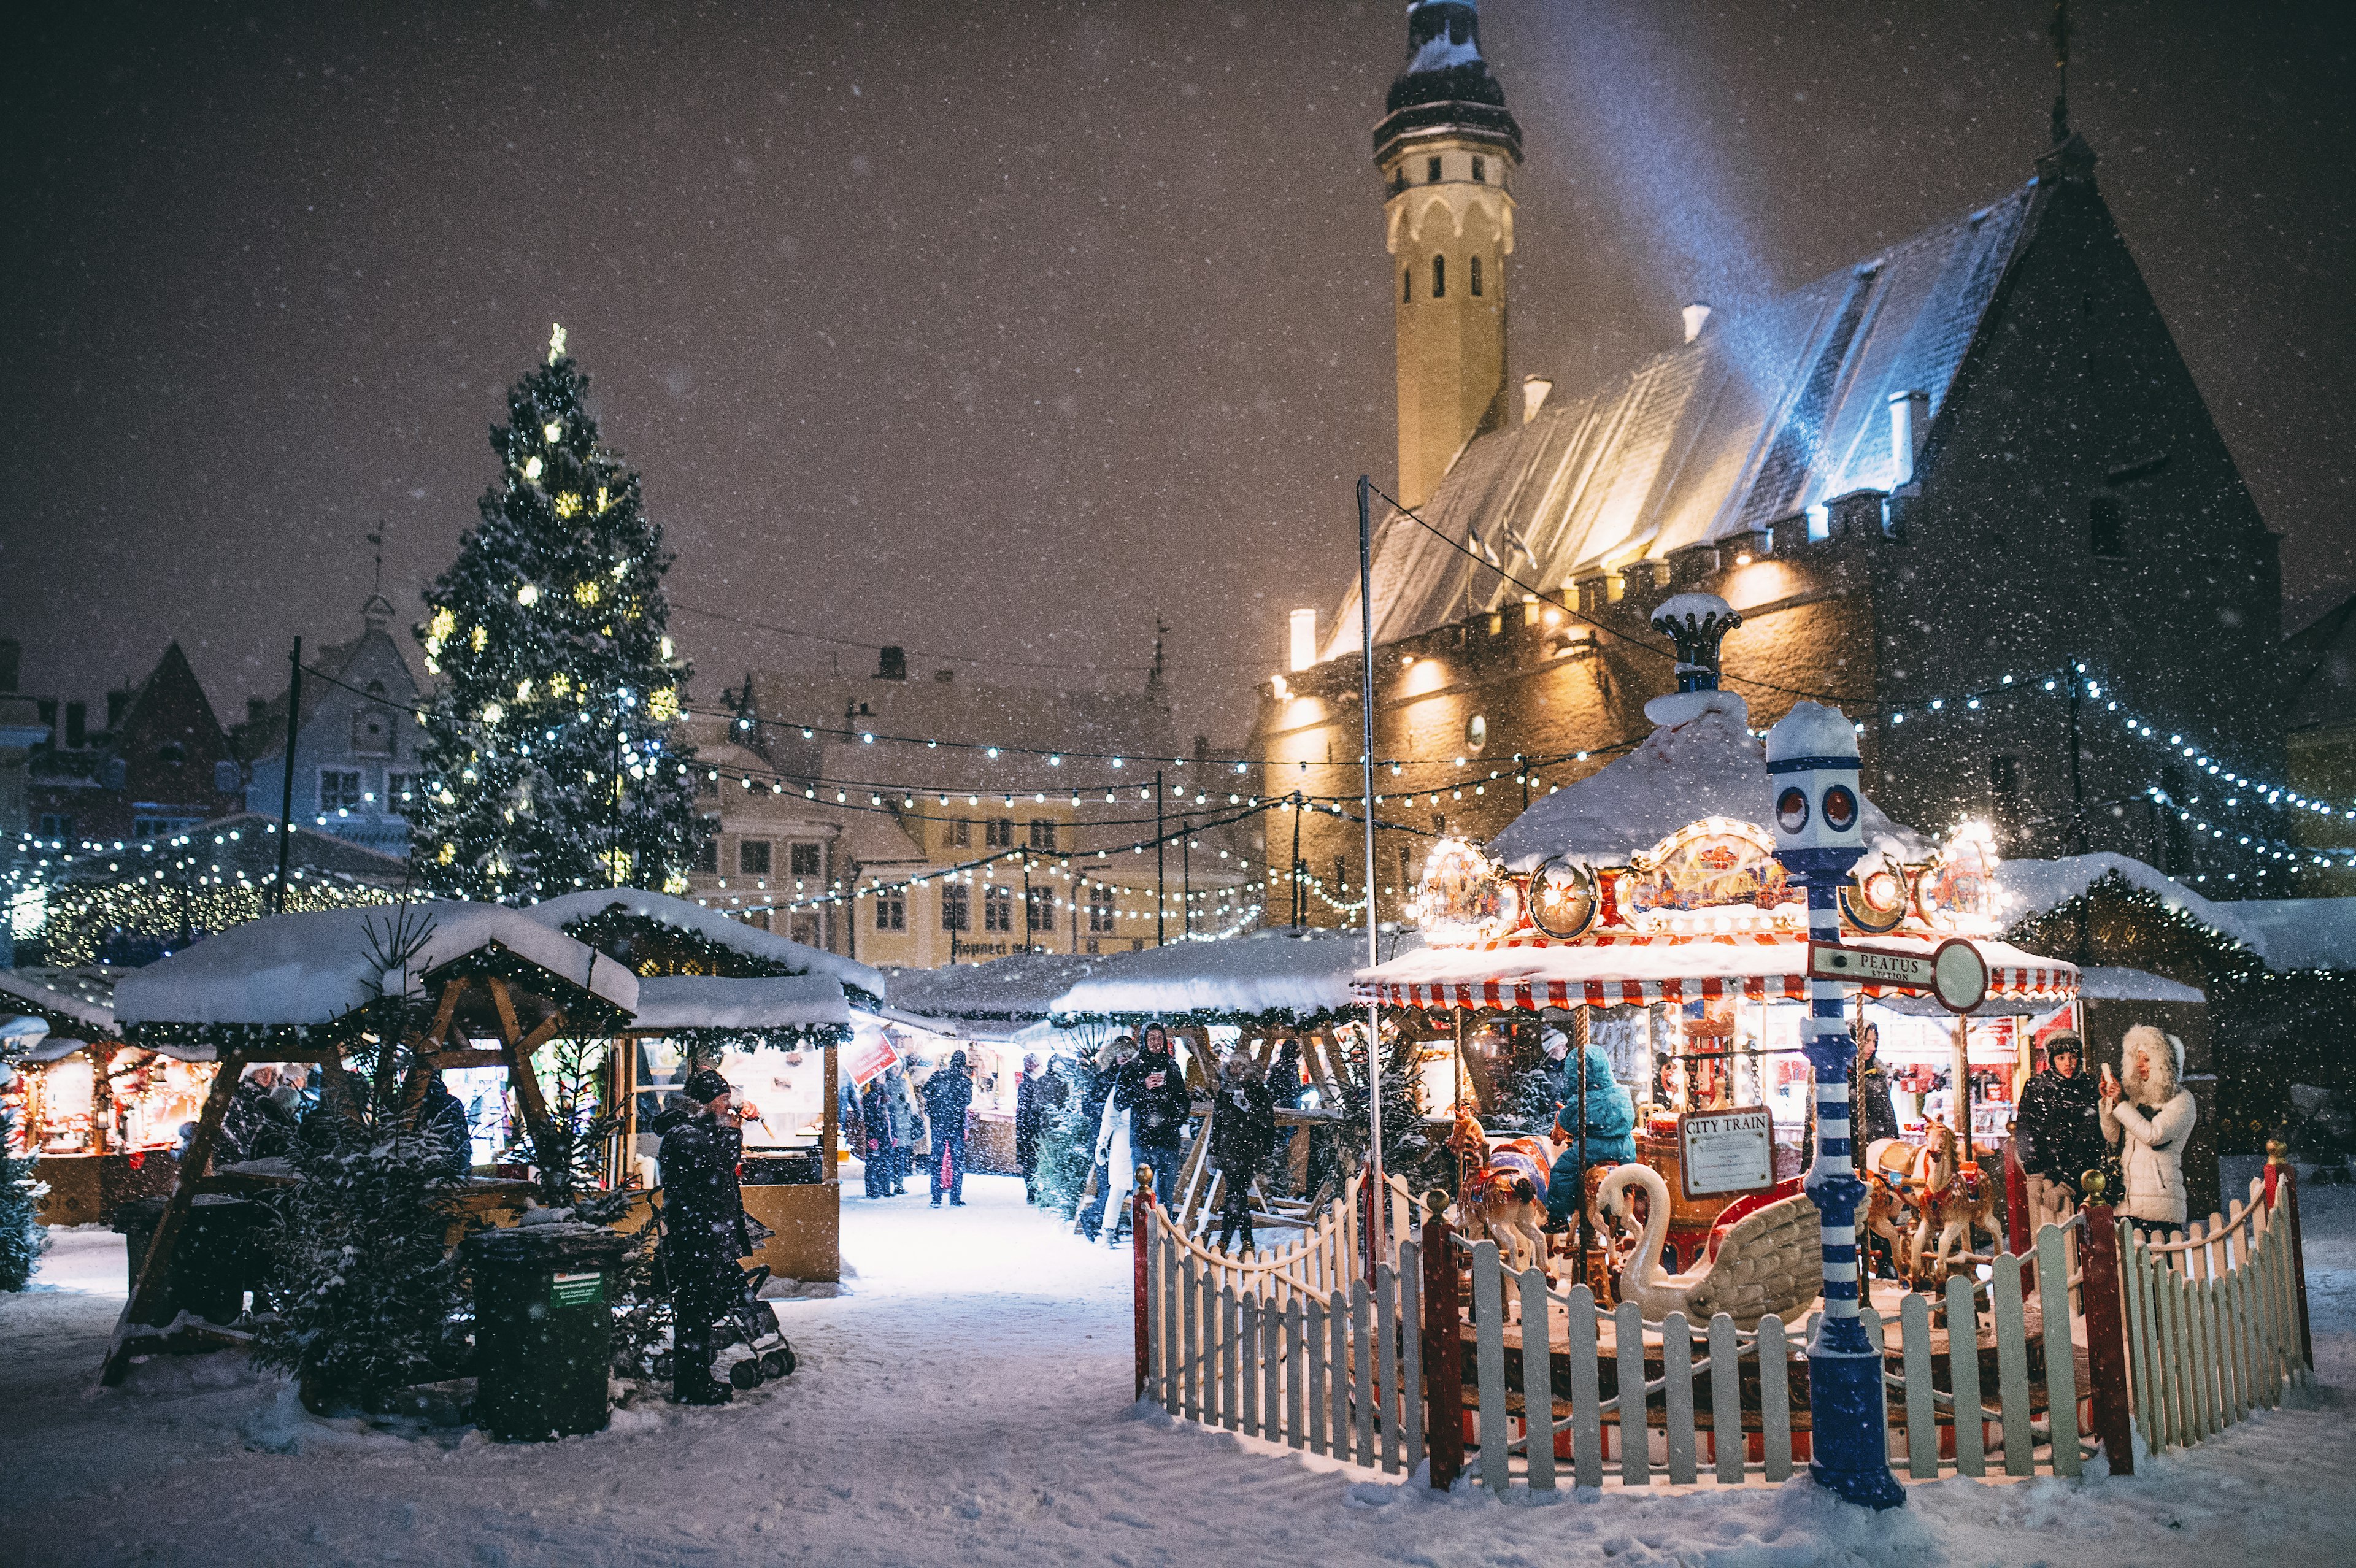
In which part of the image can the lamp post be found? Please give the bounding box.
[1766,701,1905,1511]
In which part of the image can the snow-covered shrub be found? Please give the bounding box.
[0,1108,47,1291]
[255,1104,473,1413]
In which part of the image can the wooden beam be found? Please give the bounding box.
[502,1012,556,1151]
[485,975,525,1048]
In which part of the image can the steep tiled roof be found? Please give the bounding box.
[1326,182,2040,657]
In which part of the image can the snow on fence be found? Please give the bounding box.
[1133,1164,2313,1492]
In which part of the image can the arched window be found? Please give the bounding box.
[1432,254,1446,298]
[1403,267,1412,304]
[1470,255,1483,297]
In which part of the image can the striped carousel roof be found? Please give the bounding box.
[1353,931,2076,1012]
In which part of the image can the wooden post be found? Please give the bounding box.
[1134,1182,1154,1401]
[1420,1210,1463,1490]
[2004,1138,2033,1259]
[2279,1157,2311,1371]
[2081,1198,2135,1475]
[822,1039,839,1188]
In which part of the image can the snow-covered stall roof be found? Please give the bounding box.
[1357,932,2076,1011]
[887,951,1107,1023]
[0,967,117,1038]
[522,888,886,1001]
[1052,927,1426,1021]
[1990,853,2356,973]
[626,974,849,1032]
[1485,691,1928,872]
[2076,966,2206,1004]
[114,902,638,1030]
[2198,898,2356,975]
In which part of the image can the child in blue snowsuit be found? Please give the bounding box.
[1539,1028,1638,1231]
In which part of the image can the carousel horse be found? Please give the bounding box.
[1910,1123,1998,1289]
[1593,1164,1820,1328]
[1449,1107,1553,1274]
[1860,1136,1929,1282]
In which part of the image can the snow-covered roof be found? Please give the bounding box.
[1993,852,2356,975]
[1485,691,1927,872]
[887,951,1109,1022]
[0,968,117,1037]
[114,902,637,1029]
[2076,967,2205,1004]
[2206,899,2356,975]
[522,888,886,1000]
[1053,927,1426,1020]
[626,974,849,1032]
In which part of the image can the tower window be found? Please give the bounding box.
[1431,254,1445,299]
[2089,496,2125,558]
[1470,256,1483,297]
[1403,268,1412,304]
[1427,155,1443,183]
[1472,155,1487,183]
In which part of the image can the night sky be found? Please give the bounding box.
[4,1,2349,747]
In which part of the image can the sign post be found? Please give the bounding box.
[1767,702,1905,1511]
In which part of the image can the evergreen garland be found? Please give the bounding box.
[412,330,706,902]
[1033,1051,1108,1219]
[0,1107,47,1292]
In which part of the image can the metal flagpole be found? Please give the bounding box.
[1357,476,1385,1262]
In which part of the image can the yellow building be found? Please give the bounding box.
[679,650,1254,969]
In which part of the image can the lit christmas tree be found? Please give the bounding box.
[413,326,705,901]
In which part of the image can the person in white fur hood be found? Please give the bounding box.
[2100,1024,2197,1227]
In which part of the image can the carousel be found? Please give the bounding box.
[1356,600,2081,1289]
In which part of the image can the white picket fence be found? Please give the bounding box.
[1138,1173,1430,1477]
[1136,1165,2314,1492]
[2119,1172,2313,1455]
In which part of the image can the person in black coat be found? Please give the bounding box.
[414,1069,473,1177]
[1115,1023,1193,1210]
[1014,1054,1066,1204]
[1209,1053,1277,1252]
[656,1068,750,1405]
[2015,1034,2105,1222]
[859,1076,899,1199]
[216,1066,298,1166]
[923,1052,975,1207]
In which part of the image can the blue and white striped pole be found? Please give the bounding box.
[1766,703,1904,1511]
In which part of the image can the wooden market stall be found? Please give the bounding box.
[1,966,209,1226]
[104,901,640,1383]
[522,889,885,1286]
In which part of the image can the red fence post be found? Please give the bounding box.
[1134,1181,1153,1402]
[2004,1140,2032,1259]
[2078,1201,2135,1476]
[1420,1211,1463,1491]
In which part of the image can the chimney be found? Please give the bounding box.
[1287,607,1319,672]
[66,701,87,749]
[1522,375,1553,424]
[106,688,129,728]
[874,646,907,681]
[0,638,17,692]
[1682,302,1714,343]
[1887,389,1930,486]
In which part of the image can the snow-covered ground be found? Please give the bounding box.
[3,1169,2352,1567]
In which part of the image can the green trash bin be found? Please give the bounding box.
[115,1194,260,1328]
[464,1220,630,1441]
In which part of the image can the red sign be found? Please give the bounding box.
[841,1030,901,1090]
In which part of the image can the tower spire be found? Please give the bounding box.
[1375,1,1522,512]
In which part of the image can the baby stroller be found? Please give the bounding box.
[715,1264,798,1389]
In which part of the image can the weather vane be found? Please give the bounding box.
[548,321,567,363]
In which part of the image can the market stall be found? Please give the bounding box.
[0,966,206,1226]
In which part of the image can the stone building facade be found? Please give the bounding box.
[1252,1,2286,928]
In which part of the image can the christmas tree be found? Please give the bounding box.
[413,325,706,902]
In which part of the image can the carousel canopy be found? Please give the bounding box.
[1486,690,1928,873]
[523,888,886,1001]
[626,973,850,1032]
[1050,926,1425,1021]
[114,902,639,1031]
[1356,931,2077,1012]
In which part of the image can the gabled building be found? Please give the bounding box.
[233,594,424,857]
[26,642,242,846]
[1257,0,2287,929]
